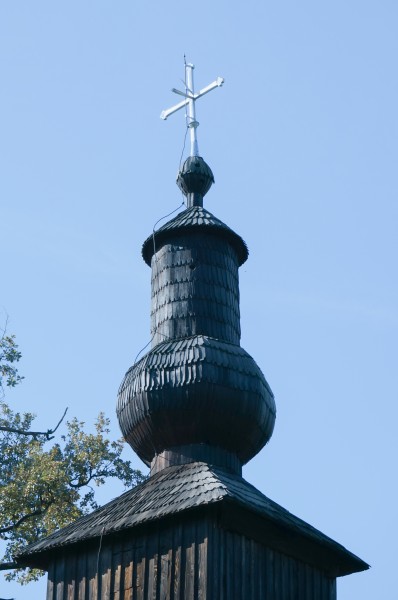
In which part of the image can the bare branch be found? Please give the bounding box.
[0,407,68,440]
[0,315,10,338]
[49,407,69,435]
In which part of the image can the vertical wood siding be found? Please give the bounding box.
[46,515,336,600]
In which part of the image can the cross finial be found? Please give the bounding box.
[160,62,224,157]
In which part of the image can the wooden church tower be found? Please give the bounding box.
[17,63,368,599]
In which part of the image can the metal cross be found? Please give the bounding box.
[160,62,224,157]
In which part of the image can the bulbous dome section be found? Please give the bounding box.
[117,335,276,467]
[176,156,215,207]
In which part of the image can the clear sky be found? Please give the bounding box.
[1,1,397,598]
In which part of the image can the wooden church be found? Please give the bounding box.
[16,64,368,599]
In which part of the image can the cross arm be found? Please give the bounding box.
[160,76,224,121]
[194,77,224,100]
[160,97,190,120]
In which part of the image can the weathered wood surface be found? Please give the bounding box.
[117,206,276,468]
[150,234,241,347]
[117,334,276,466]
[45,512,338,600]
[20,461,367,582]
[141,206,248,268]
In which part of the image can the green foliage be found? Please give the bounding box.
[0,332,146,585]
[0,332,24,391]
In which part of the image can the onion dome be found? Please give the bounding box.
[118,335,275,470]
[176,156,214,207]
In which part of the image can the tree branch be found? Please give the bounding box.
[0,407,68,440]
[69,465,94,489]
[0,508,45,535]
[0,561,18,571]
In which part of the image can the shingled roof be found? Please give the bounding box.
[142,205,248,266]
[119,334,273,400]
[16,461,368,577]
[117,335,276,465]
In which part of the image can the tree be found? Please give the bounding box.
[0,328,146,585]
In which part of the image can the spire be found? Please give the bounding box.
[161,61,224,207]
[117,62,276,476]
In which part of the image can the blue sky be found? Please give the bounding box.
[1,1,397,598]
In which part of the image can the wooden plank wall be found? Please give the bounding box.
[46,517,208,600]
[206,525,337,600]
[46,515,337,600]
